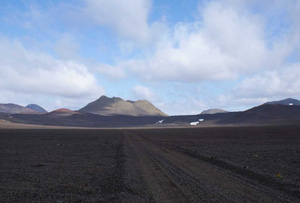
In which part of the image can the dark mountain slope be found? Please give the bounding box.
[227,104,300,124]
[265,98,300,106]
[162,104,300,126]
[26,104,48,113]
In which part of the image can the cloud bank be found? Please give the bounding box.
[126,1,291,82]
[0,36,103,98]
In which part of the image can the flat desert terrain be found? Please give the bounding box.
[0,126,299,202]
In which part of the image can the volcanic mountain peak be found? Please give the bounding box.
[265,98,300,106]
[79,95,168,116]
[200,108,228,115]
[0,103,38,114]
[26,104,48,113]
[99,95,121,100]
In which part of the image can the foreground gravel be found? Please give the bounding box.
[0,126,299,202]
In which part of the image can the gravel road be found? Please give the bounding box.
[120,129,298,203]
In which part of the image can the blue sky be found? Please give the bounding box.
[0,0,300,115]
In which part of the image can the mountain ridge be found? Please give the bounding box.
[26,104,48,113]
[0,103,38,114]
[79,95,168,116]
[1,97,300,127]
[264,98,300,106]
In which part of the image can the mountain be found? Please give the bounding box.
[218,104,300,125]
[50,108,75,113]
[48,109,80,117]
[79,95,168,116]
[200,108,228,115]
[26,104,48,113]
[162,104,300,126]
[0,103,38,114]
[265,98,300,106]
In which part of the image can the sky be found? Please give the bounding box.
[0,0,300,115]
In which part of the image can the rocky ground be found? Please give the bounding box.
[0,126,299,202]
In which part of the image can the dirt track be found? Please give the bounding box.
[120,129,298,203]
[0,127,299,202]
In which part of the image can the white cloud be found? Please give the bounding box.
[84,0,155,43]
[0,36,104,98]
[290,0,300,52]
[133,85,156,100]
[95,64,126,79]
[235,63,300,98]
[126,0,290,82]
[55,34,80,60]
[215,62,300,111]
[6,0,167,45]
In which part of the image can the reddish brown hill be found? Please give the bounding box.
[51,108,74,113]
[49,109,81,116]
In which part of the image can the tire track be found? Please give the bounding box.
[99,132,126,202]
[123,130,188,203]
[138,132,300,199]
[122,130,296,203]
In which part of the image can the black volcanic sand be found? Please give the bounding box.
[0,126,300,202]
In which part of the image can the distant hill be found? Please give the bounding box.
[265,98,300,106]
[49,109,80,116]
[221,104,300,124]
[51,108,75,113]
[26,104,48,113]
[162,104,300,126]
[79,95,168,116]
[200,108,228,115]
[0,103,38,114]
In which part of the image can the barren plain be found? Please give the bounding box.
[0,126,299,202]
